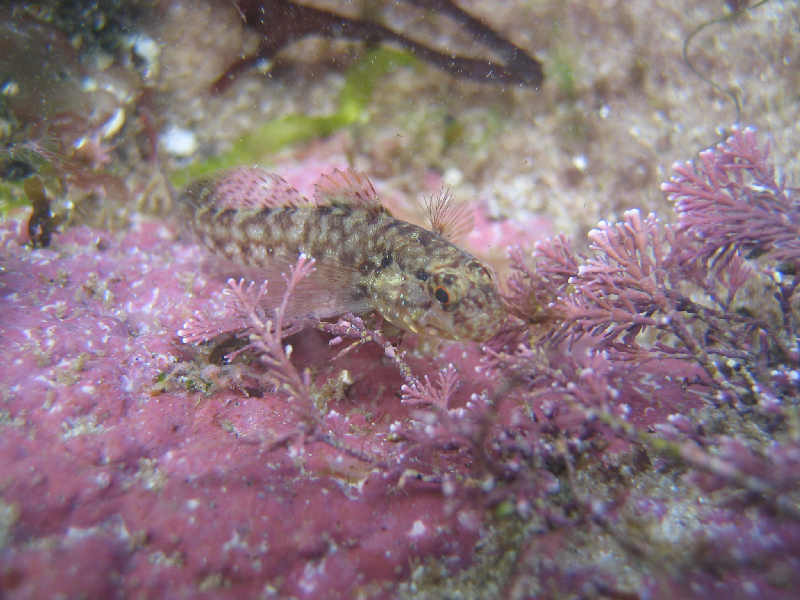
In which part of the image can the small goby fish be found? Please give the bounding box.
[180,167,505,342]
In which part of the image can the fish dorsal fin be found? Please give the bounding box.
[313,168,382,210]
[215,167,311,210]
[424,187,474,242]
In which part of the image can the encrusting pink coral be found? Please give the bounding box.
[0,217,487,598]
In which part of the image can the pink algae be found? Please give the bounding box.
[0,204,491,597]
[4,129,800,599]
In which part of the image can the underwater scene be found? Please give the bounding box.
[1,1,799,598]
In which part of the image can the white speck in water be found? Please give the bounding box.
[408,520,426,539]
[443,167,463,186]
[160,126,198,157]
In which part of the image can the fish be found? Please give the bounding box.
[179,167,505,342]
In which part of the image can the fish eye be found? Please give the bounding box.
[434,287,450,304]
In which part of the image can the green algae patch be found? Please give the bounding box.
[0,180,27,220]
[170,47,418,188]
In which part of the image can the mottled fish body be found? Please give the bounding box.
[180,167,504,342]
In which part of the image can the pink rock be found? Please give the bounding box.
[0,210,485,598]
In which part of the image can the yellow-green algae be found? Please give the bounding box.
[170,47,418,188]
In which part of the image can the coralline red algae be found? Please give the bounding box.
[3,131,800,599]
[0,206,490,597]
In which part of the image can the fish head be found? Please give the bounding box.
[372,255,506,342]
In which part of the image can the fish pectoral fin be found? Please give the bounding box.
[286,259,372,319]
